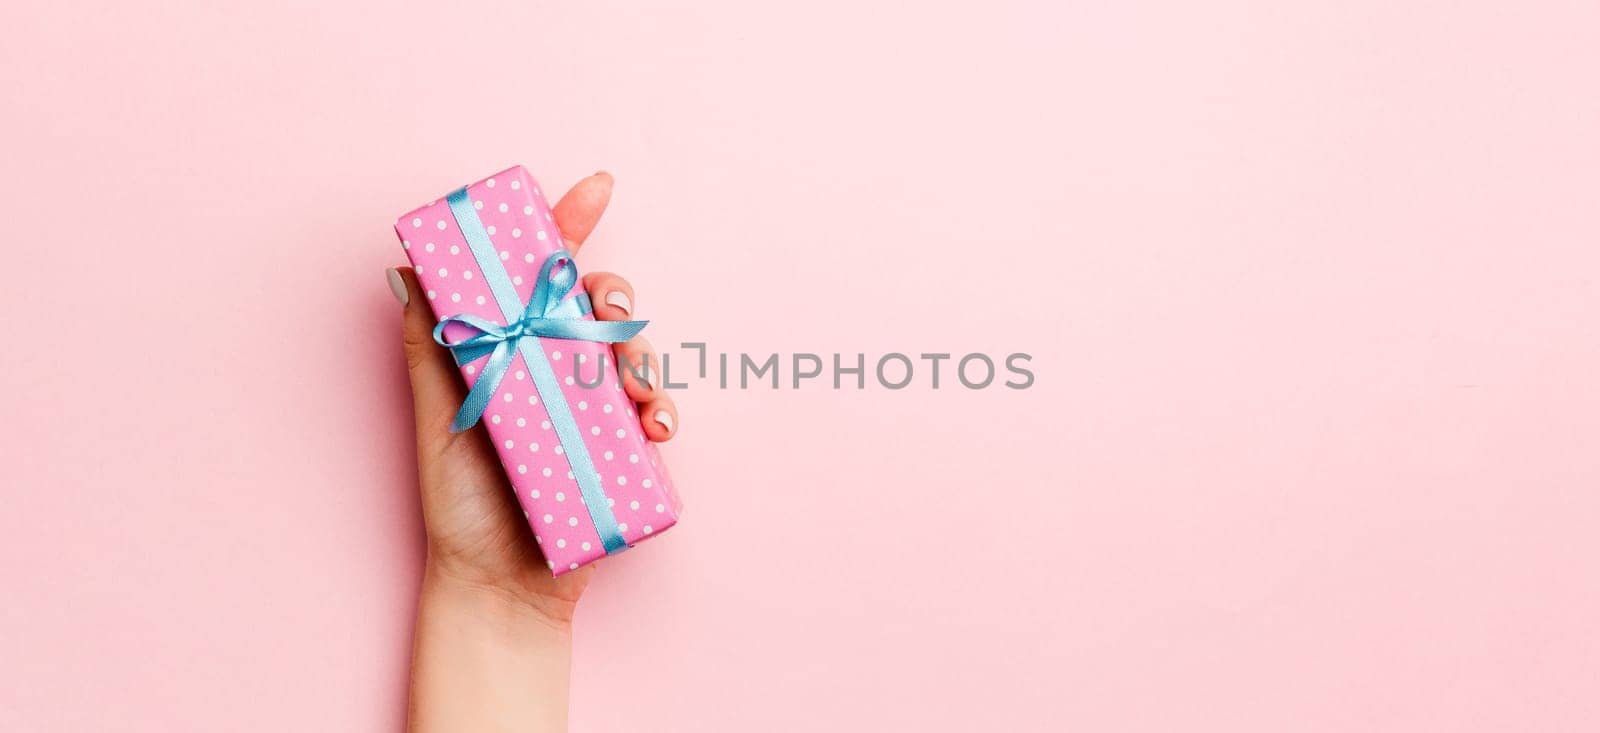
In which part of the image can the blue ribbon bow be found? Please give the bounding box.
[432,250,647,433]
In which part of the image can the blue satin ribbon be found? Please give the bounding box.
[436,187,644,554]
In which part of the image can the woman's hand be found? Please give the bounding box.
[387,172,678,731]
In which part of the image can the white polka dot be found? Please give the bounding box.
[462,270,472,280]
[524,253,535,263]
[530,489,540,499]
[617,522,628,532]
[551,351,562,360]
[503,392,513,402]
[436,220,447,230]
[515,370,525,380]
[465,365,475,374]
[643,525,653,534]
[607,498,615,507]
[578,401,588,410]
[425,242,436,253]
[498,203,509,213]
[569,562,579,570]
[527,395,538,405]
[512,228,522,238]
[475,295,486,305]
[503,439,514,449]
[411,217,422,228]
[617,476,627,486]
[536,230,548,241]
[528,442,539,452]
[567,471,575,479]
[541,420,551,430]
[603,450,614,460]
[437,267,448,277]
[547,560,555,569]
[517,464,527,474]
[510,180,521,190]
[568,517,580,527]
[451,293,461,302]
[629,454,639,463]
[487,225,496,234]
[500,250,510,260]
[555,538,566,548]
[542,467,552,477]
[616,429,627,438]
[581,541,592,551]
[513,276,524,285]
[642,479,653,488]
[523,205,534,215]
[402,240,411,249]
[655,503,666,513]
[516,417,527,427]
[449,244,460,255]
[591,426,601,436]
[554,445,563,454]
[565,376,575,385]
[473,200,483,209]
[486,178,496,187]
[555,492,565,502]
[426,290,437,299]
[491,415,502,424]
[542,513,552,523]
[629,500,640,510]
[603,404,614,414]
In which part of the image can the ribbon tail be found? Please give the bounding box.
[528,319,649,343]
[450,340,517,433]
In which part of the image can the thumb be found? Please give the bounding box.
[388,267,466,447]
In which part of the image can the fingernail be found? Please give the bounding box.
[594,170,611,178]
[604,291,632,315]
[386,268,409,306]
[654,410,674,434]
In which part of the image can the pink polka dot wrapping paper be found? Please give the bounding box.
[393,165,681,575]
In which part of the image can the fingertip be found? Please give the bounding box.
[395,267,429,318]
[386,267,409,306]
[640,398,677,442]
[553,174,615,252]
[583,272,635,320]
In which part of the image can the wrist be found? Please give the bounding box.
[410,562,575,732]
[421,559,578,636]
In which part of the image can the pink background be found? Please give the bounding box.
[1,1,1597,731]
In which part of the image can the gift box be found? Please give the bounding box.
[394,165,680,575]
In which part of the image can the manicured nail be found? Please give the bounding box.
[604,290,632,315]
[386,268,409,306]
[654,410,674,434]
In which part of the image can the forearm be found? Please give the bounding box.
[409,564,575,732]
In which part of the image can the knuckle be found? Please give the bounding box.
[402,326,435,370]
